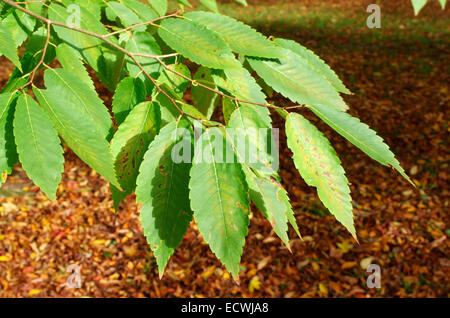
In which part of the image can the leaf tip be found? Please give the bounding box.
[286,244,293,253]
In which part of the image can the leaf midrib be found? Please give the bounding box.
[206,129,229,245]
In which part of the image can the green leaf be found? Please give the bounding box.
[309,104,412,185]
[105,1,144,31]
[176,0,191,8]
[212,66,270,128]
[148,0,168,16]
[189,127,250,277]
[111,101,161,194]
[154,94,178,126]
[2,54,36,93]
[25,1,43,15]
[151,70,189,126]
[158,18,240,70]
[275,38,350,94]
[222,66,268,107]
[219,65,273,169]
[33,87,120,189]
[61,0,103,20]
[97,47,125,91]
[411,0,428,15]
[26,27,56,65]
[1,10,35,47]
[0,93,18,182]
[157,63,191,98]
[278,185,301,238]
[439,0,447,9]
[121,0,159,21]
[0,76,28,95]
[248,50,348,111]
[245,170,290,247]
[222,98,236,125]
[56,44,94,90]
[0,24,21,70]
[180,103,207,120]
[192,67,218,119]
[13,94,64,200]
[43,68,113,139]
[185,11,283,59]
[227,105,292,240]
[111,184,128,211]
[286,113,355,238]
[199,0,218,12]
[125,31,161,92]
[228,105,274,174]
[136,119,193,275]
[112,77,147,126]
[48,3,107,72]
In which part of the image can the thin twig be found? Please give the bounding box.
[17,20,51,92]
[103,10,182,37]
[133,52,179,59]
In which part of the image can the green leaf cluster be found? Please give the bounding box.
[0,0,413,278]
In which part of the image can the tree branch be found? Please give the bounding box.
[1,0,204,121]
[103,10,183,37]
[17,19,50,92]
[1,0,301,123]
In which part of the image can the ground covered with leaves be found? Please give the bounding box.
[0,0,448,297]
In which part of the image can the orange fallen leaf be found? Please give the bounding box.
[341,261,358,269]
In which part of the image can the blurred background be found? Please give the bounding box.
[0,0,448,297]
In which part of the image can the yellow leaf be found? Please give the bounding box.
[0,255,12,262]
[312,262,320,271]
[109,273,119,280]
[28,289,42,296]
[248,276,261,293]
[201,266,215,280]
[337,241,354,253]
[318,283,328,296]
[300,291,316,298]
[1,170,7,183]
[360,257,374,270]
[92,239,106,246]
[247,268,257,278]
